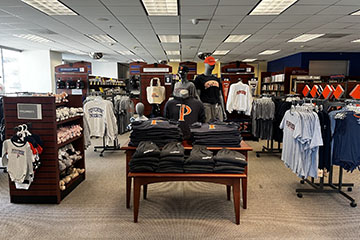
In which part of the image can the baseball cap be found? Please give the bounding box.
[178,65,189,74]
[204,56,216,66]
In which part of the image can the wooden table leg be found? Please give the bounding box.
[133,178,141,223]
[126,151,132,208]
[226,185,231,200]
[242,178,247,209]
[232,179,241,225]
[143,184,148,200]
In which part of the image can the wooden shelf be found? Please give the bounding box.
[57,116,83,125]
[56,102,67,107]
[59,158,83,176]
[57,134,83,148]
[60,173,85,200]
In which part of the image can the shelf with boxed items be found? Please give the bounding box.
[3,95,85,204]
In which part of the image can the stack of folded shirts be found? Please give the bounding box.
[157,142,185,173]
[190,121,242,147]
[184,145,214,173]
[214,149,247,174]
[129,118,183,147]
[129,141,160,172]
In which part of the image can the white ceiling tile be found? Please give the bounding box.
[335,16,360,23]
[220,0,258,5]
[70,6,111,16]
[242,16,277,23]
[272,15,313,23]
[215,6,253,16]
[296,0,338,4]
[317,6,358,15]
[336,0,360,5]
[117,16,148,23]
[61,0,103,7]
[283,5,328,15]
[181,6,217,16]
[181,0,218,5]
[101,0,143,6]
[109,7,146,16]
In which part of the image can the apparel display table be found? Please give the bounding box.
[121,140,253,224]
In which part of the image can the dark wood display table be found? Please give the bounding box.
[121,140,253,224]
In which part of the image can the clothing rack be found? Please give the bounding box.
[295,100,357,207]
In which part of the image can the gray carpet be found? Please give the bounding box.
[1,134,360,239]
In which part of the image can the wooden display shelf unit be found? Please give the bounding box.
[3,95,85,204]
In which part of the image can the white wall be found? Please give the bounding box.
[50,51,62,93]
[91,61,118,78]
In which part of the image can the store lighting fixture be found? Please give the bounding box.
[166,50,180,55]
[169,59,181,62]
[21,0,77,15]
[351,39,360,43]
[351,10,360,15]
[116,50,134,55]
[243,58,257,62]
[259,50,280,55]
[86,34,117,43]
[132,59,144,62]
[249,0,297,15]
[158,35,179,43]
[13,34,53,43]
[224,34,251,43]
[141,0,178,16]
[213,50,230,55]
[288,34,324,42]
[67,50,86,55]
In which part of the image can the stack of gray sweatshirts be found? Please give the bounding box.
[157,142,185,173]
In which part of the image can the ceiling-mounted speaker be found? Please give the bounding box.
[159,60,168,64]
[197,52,212,60]
[89,52,103,59]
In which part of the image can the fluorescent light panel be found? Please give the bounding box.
[169,59,180,62]
[14,34,53,43]
[259,50,280,55]
[243,58,257,62]
[158,35,179,43]
[224,34,251,43]
[288,34,324,42]
[351,39,360,43]
[351,10,360,15]
[68,50,86,55]
[213,50,230,55]
[142,0,178,16]
[132,59,144,62]
[86,34,117,43]
[21,0,77,15]
[117,50,134,55]
[250,0,297,15]
[166,50,180,55]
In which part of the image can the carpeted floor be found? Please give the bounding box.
[0,134,359,239]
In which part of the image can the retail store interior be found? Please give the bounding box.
[0,0,360,239]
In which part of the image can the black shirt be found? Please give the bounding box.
[194,74,222,104]
[164,97,205,139]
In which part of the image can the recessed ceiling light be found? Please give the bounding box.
[116,50,134,55]
[259,50,280,55]
[86,34,117,43]
[351,39,360,43]
[243,58,257,62]
[224,34,251,43]
[166,50,180,55]
[158,35,179,43]
[21,0,77,15]
[132,59,144,62]
[213,50,230,55]
[142,0,178,16]
[169,59,181,62]
[351,10,360,15]
[13,34,53,43]
[67,50,86,55]
[288,34,324,42]
[249,0,297,15]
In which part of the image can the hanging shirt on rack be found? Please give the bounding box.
[84,97,118,145]
[226,81,253,115]
[251,98,275,140]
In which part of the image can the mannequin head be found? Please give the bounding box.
[204,56,216,76]
[178,65,189,82]
[135,102,145,117]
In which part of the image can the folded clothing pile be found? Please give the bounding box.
[129,118,183,147]
[190,121,242,147]
[214,149,247,174]
[184,145,214,173]
[129,141,160,172]
[157,142,184,173]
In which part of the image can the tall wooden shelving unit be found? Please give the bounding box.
[3,95,85,204]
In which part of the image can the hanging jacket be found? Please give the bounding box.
[226,82,253,115]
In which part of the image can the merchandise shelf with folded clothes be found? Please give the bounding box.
[3,95,85,204]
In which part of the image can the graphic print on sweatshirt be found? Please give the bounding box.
[236,90,247,95]
[89,107,104,118]
[11,149,25,158]
[204,80,219,89]
[176,104,192,121]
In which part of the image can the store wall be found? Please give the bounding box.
[268,52,360,76]
[91,61,118,78]
[50,51,62,93]
[20,50,53,93]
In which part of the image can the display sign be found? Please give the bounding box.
[17,104,42,120]
[226,68,247,73]
[350,84,360,99]
[143,68,169,73]
[71,89,83,95]
[164,74,173,85]
[58,67,85,73]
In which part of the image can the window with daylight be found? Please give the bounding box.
[1,48,21,93]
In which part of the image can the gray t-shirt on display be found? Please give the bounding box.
[173,81,198,99]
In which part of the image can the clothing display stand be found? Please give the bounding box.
[296,166,356,207]
[255,139,281,157]
[94,138,121,157]
[3,95,85,204]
